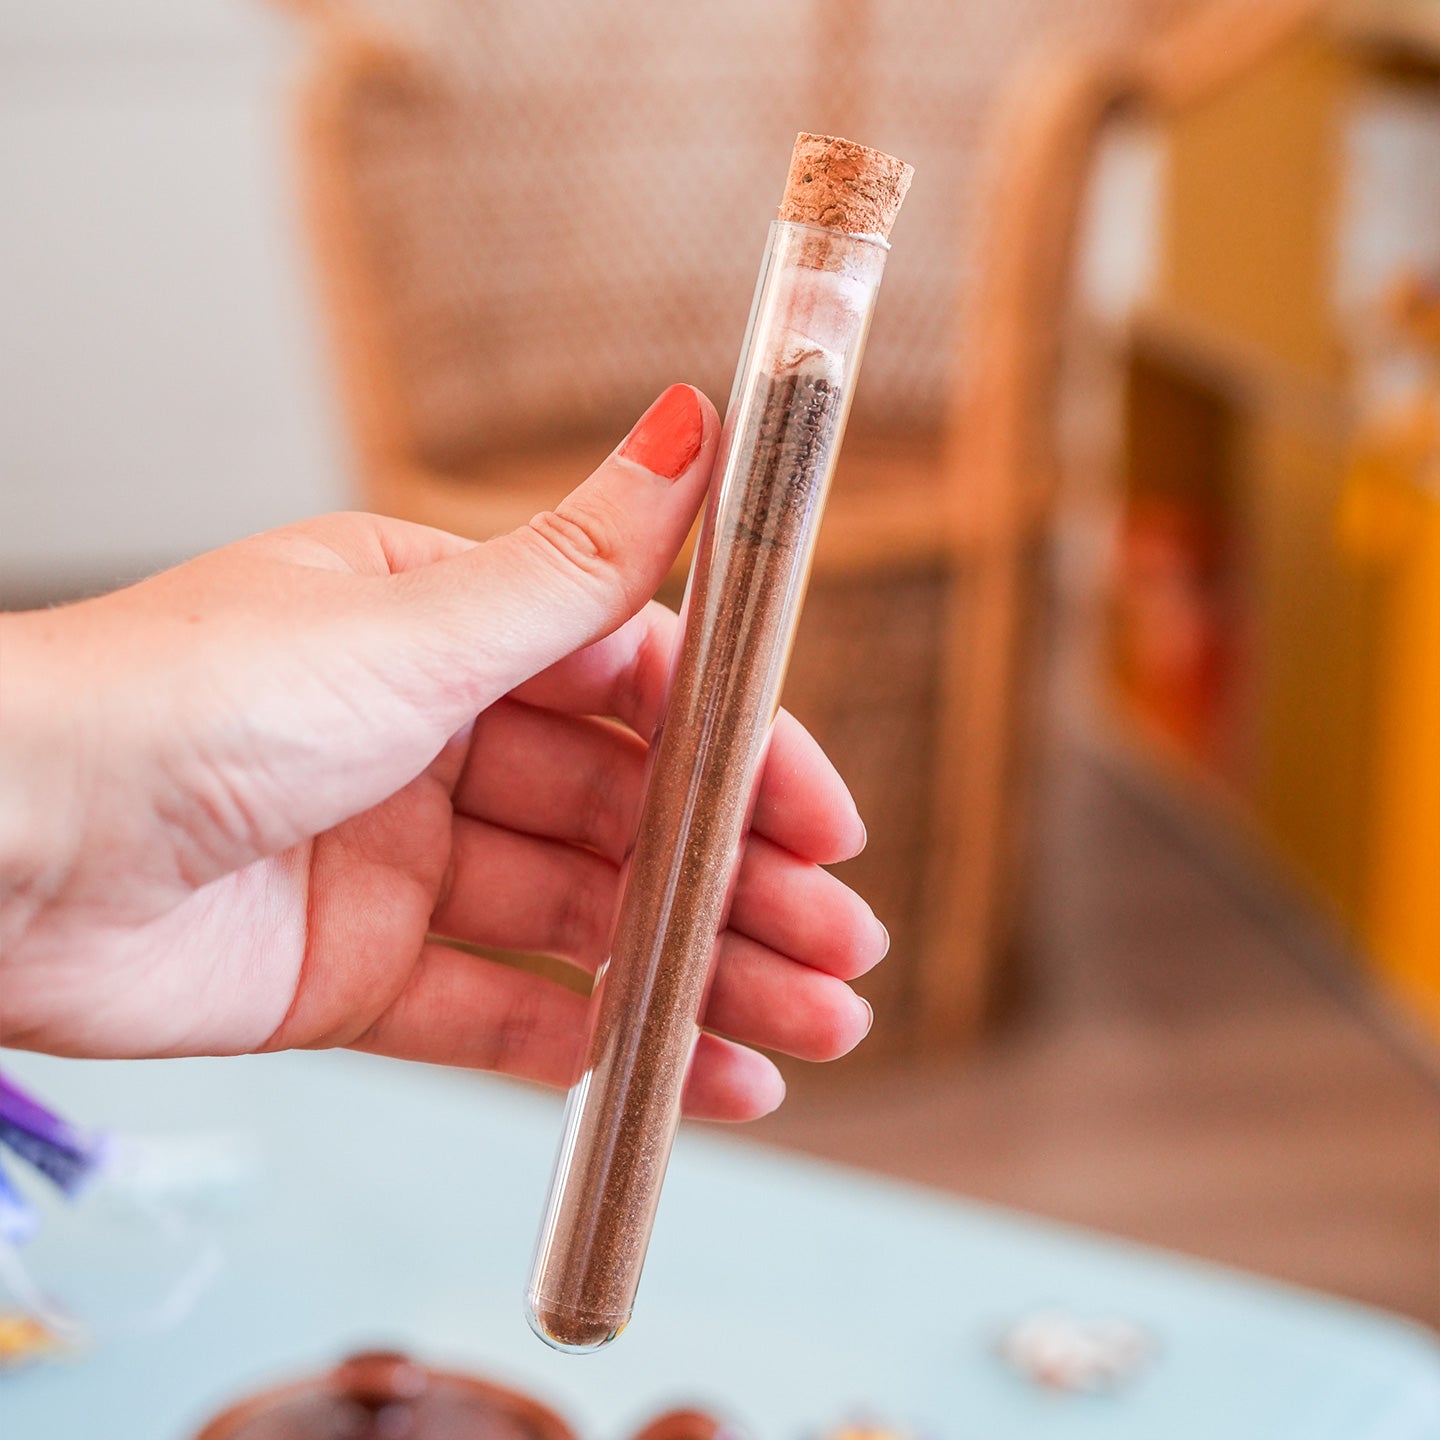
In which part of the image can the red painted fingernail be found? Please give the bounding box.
[619,384,704,480]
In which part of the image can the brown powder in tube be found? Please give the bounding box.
[529,374,842,1349]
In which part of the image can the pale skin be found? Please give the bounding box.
[0,387,887,1121]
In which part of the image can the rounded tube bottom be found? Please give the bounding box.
[524,1293,629,1354]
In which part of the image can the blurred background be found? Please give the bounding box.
[1,0,1437,1415]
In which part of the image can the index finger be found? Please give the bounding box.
[510,601,678,739]
[508,603,867,866]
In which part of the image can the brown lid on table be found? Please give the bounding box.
[192,1350,574,1440]
[193,1350,730,1440]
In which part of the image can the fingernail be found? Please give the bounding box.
[874,914,891,960]
[620,384,704,479]
[839,813,867,862]
[756,1069,787,1119]
[858,995,875,1038]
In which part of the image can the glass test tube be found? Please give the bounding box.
[527,135,912,1353]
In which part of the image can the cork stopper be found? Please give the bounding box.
[778,132,914,241]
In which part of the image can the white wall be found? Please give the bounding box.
[0,0,348,595]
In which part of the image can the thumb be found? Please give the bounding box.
[399,384,720,709]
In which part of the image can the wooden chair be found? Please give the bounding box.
[273,0,1310,1052]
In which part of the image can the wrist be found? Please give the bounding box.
[0,611,89,952]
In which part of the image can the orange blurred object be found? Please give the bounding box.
[1110,496,1233,764]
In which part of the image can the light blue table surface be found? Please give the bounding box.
[1,1048,1436,1439]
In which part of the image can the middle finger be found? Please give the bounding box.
[454,697,867,868]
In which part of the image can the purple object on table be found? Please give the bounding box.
[0,1069,105,1197]
[0,1154,38,1246]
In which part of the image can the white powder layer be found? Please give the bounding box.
[762,264,870,384]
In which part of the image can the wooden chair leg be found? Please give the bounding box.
[916,544,1028,1046]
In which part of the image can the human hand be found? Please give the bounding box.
[0,386,887,1120]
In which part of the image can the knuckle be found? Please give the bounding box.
[481,985,544,1073]
[552,861,614,963]
[578,752,625,856]
[526,500,627,592]
[614,606,676,738]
